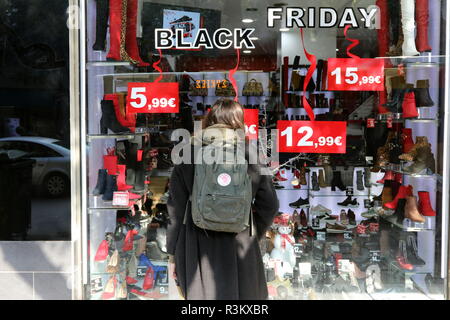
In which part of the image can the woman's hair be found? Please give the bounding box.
[204,99,245,130]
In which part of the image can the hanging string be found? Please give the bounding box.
[299,28,317,121]
[153,48,163,83]
[343,25,360,59]
[229,49,241,102]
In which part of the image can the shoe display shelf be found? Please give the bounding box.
[381,164,440,180]
[380,214,434,232]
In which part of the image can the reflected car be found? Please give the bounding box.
[0,137,70,197]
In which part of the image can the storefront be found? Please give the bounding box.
[60,0,450,300]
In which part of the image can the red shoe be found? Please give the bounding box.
[126,0,150,67]
[394,173,403,184]
[126,276,138,285]
[104,94,136,129]
[415,0,432,52]
[106,0,122,61]
[396,254,414,271]
[401,128,415,154]
[377,170,394,184]
[274,170,288,182]
[384,185,413,210]
[418,191,436,217]
[402,91,419,119]
[129,192,143,200]
[117,165,133,191]
[300,209,308,227]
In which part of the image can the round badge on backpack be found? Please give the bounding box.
[217,173,231,187]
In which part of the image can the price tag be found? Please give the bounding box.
[90,276,103,295]
[367,118,375,128]
[327,58,385,91]
[386,116,393,128]
[298,262,311,276]
[293,244,303,257]
[137,266,147,277]
[277,121,347,154]
[344,232,353,240]
[126,82,179,114]
[244,109,259,140]
[316,231,326,241]
[112,192,129,206]
[346,187,354,196]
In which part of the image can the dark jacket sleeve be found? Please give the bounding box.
[166,164,190,255]
[252,169,279,240]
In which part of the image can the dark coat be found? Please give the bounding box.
[166,144,279,300]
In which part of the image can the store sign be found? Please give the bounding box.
[244,109,259,140]
[327,58,384,91]
[277,121,347,154]
[126,82,179,114]
[112,192,130,207]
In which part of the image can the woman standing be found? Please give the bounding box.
[166,99,279,300]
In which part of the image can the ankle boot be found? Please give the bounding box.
[399,136,430,161]
[395,198,407,224]
[93,169,108,195]
[402,86,419,118]
[311,172,320,191]
[331,171,346,192]
[390,180,402,199]
[381,181,394,206]
[384,185,413,210]
[406,235,426,266]
[117,164,133,191]
[384,76,407,112]
[389,134,403,164]
[405,196,426,223]
[104,94,136,129]
[100,100,131,134]
[404,144,436,174]
[318,169,327,188]
[106,0,139,64]
[93,0,109,51]
[415,0,432,52]
[401,128,415,153]
[401,0,420,56]
[365,120,389,158]
[372,145,390,172]
[377,170,394,184]
[396,240,414,270]
[103,154,118,175]
[415,79,434,107]
[356,171,364,191]
[418,191,436,216]
[103,174,118,201]
[126,0,150,67]
[363,168,371,188]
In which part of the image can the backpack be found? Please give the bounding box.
[189,145,253,233]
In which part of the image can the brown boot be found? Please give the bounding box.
[318,169,327,188]
[399,136,429,161]
[381,182,394,206]
[299,167,307,185]
[405,196,426,223]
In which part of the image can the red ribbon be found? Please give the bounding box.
[343,25,360,59]
[228,49,241,102]
[299,28,316,121]
[153,48,163,83]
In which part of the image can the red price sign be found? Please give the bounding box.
[112,192,130,207]
[244,109,259,140]
[327,58,384,91]
[126,82,179,114]
[277,121,347,154]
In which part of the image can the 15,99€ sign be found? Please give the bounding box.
[126,82,179,114]
[277,121,347,154]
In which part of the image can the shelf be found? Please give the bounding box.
[285,91,330,94]
[87,131,150,142]
[87,61,131,67]
[310,193,370,198]
[381,164,440,180]
[380,214,434,232]
[388,260,431,274]
[376,113,438,123]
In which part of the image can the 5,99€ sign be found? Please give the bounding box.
[277,121,347,154]
[126,82,179,114]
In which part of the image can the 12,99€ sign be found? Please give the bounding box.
[277,121,347,154]
[126,82,179,114]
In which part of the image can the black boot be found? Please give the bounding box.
[100,100,131,134]
[365,121,389,159]
[389,134,403,164]
[395,198,407,224]
[331,171,346,192]
[406,235,426,266]
[311,172,320,191]
[363,168,371,189]
[103,174,118,201]
[415,80,434,107]
[93,169,107,195]
[92,0,109,51]
[356,171,364,191]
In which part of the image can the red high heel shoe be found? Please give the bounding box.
[418,191,436,217]
[384,185,413,210]
[377,170,395,184]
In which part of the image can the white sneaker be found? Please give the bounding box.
[311,204,332,216]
